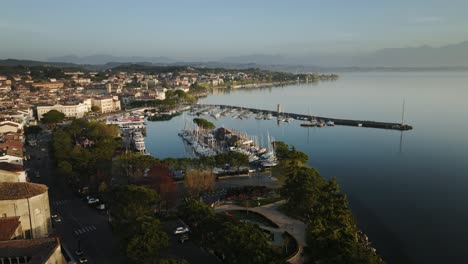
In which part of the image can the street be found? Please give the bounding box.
[26,131,119,264]
[162,219,221,264]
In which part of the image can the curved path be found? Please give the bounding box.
[216,200,306,264]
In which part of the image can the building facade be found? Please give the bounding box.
[0,182,52,239]
[36,99,92,120]
[91,96,121,113]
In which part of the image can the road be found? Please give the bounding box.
[26,131,119,264]
[162,219,221,264]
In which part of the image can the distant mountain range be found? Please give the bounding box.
[219,41,468,67]
[48,54,176,65]
[39,41,468,68]
[2,41,468,72]
[356,41,468,67]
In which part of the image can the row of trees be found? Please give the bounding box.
[192,117,215,130]
[178,198,286,264]
[274,141,384,264]
[51,119,121,191]
[110,185,187,263]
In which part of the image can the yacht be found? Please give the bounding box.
[132,131,146,153]
[326,121,335,126]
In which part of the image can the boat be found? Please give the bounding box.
[300,118,319,127]
[326,121,335,126]
[255,112,264,120]
[132,131,146,153]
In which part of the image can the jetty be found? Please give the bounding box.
[195,104,413,131]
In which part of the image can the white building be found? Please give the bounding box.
[36,99,92,120]
[91,96,121,113]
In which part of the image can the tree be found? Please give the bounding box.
[281,167,325,219]
[213,221,282,264]
[52,129,73,161]
[125,216,169,263]
[178,198,215,230]
[159,259,189,264]
[193,118,215,130]
[42,110,65,126]
[110,185,159,227]
[91,105,101,112]
[184,169,215,197]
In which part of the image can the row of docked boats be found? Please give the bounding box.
[106,114,147,153]
[300,119,335,127]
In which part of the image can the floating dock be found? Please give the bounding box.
[196,104,413,131]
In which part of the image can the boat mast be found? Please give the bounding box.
[401,100,405,126]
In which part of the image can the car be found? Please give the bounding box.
[34,172,40,178]
[41,148,46,151]
[75,249,84,256]
[96,204,106,210]
[79,257,88,263]
[88,198,99,204]
[174,227,189,235]
[179,234,189,243]
[53,216,62,223]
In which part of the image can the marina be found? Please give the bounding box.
[106,114,148,153]
[192,104,413,131]
[178,126,278,168]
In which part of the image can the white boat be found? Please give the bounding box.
[255,112,264,120]
[326,121,335,126]
[132,131,146,152]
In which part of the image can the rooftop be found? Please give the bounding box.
[0,162,24,172]
[0,217,21,241]
[0,182,48,200]
[0,237,60,264]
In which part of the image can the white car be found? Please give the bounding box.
[88,198,100,204]
[96,204,106,210]
[174,227,189,235]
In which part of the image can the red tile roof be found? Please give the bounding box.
[0,237,60,264]
[0,182,48,200]
[0,217,21,241]
[0,162,24,172]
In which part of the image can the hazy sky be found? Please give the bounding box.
[1,0,467,60]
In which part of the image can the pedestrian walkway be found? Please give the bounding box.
[216,201,306,264]
[74,225,97,235]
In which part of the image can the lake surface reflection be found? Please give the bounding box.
[146,72,468,264]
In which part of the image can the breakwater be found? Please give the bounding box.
[196,104,413,131]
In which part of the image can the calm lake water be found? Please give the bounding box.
[145,72,468,264]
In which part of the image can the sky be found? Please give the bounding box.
[1,0,468,61]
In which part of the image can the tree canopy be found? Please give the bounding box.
[274,142,384,264]
[193,117,215,130]
[42,109,65,125]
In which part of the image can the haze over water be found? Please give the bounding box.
[146,72,468,264]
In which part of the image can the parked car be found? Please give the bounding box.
[79,257,88,263]
[88,198,99,205]
[96,204,106,210]
[75,249,84,256]
[174,227,189,235]
[179,234,189,243]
